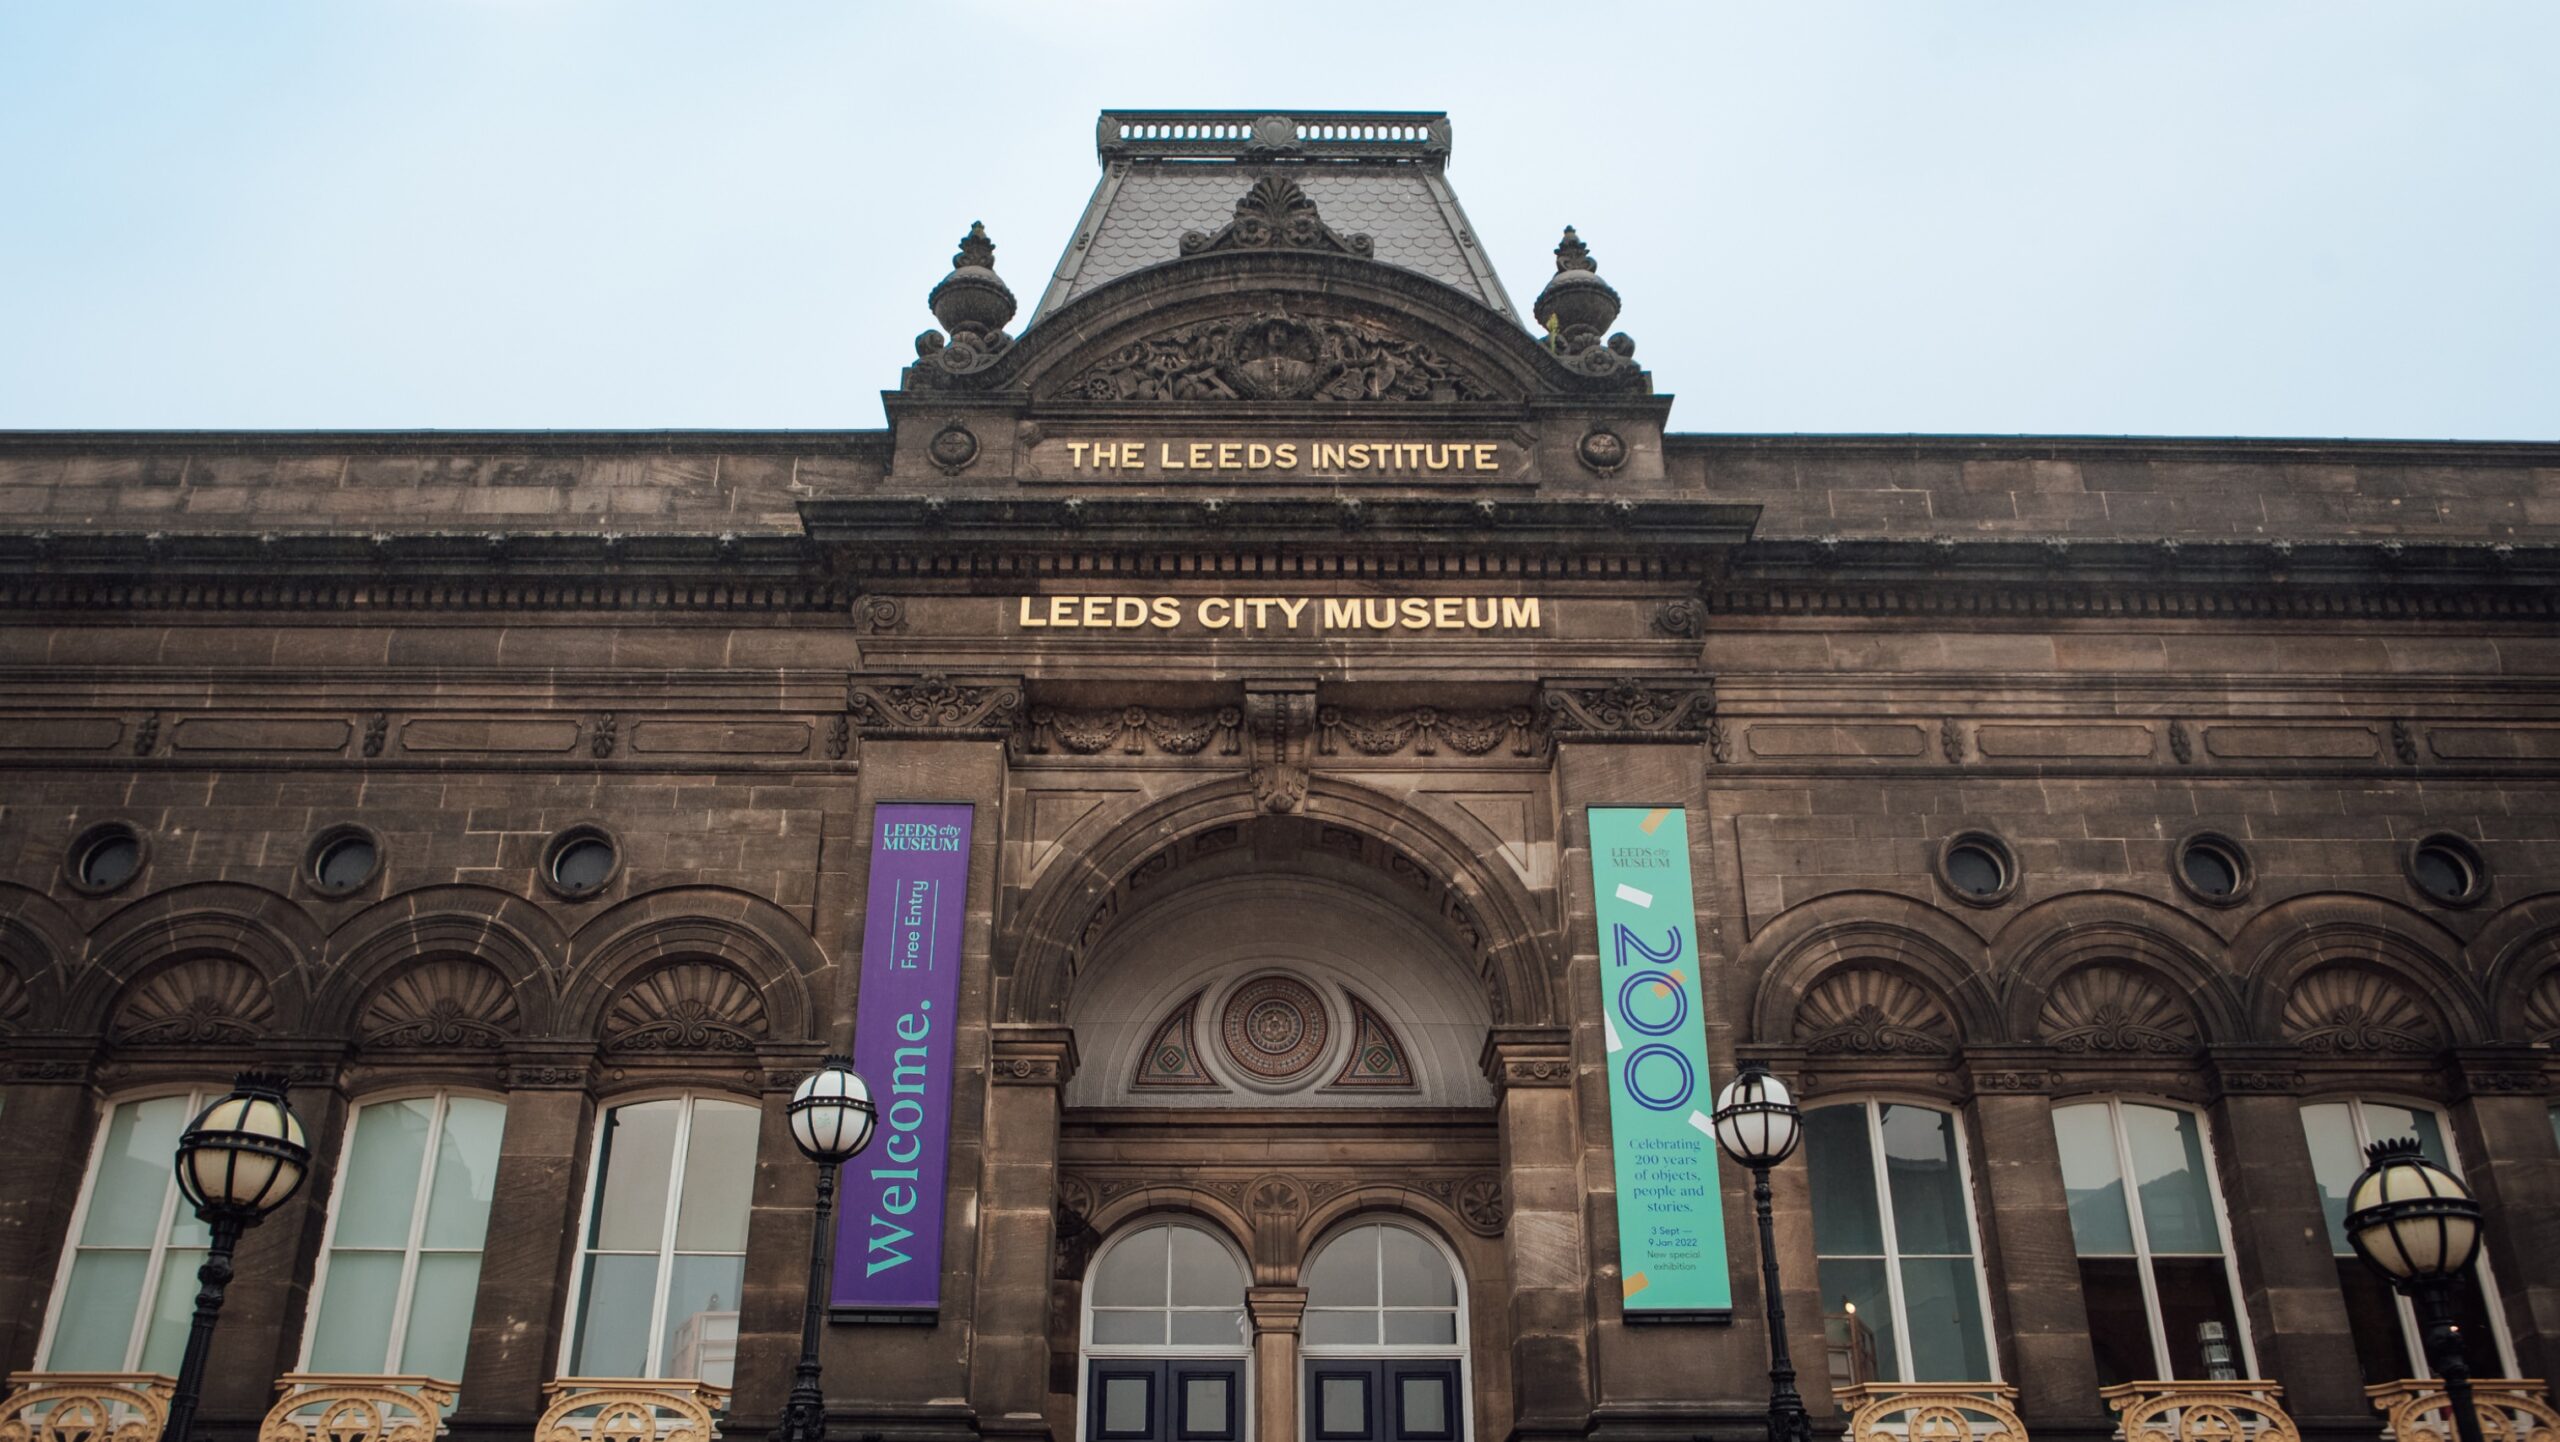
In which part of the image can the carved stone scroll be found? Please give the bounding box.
[1540,677,1716,743]
[847,672,1025,740]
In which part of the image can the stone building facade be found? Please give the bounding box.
[0,110,2555,1442]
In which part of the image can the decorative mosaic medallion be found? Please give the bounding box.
[1219,975,1331,1081]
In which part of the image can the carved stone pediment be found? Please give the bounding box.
[1059,307,1497,404]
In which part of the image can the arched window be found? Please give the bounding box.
[1302,1222,1466,1442]
[1803,1100,1995,1383]
[1082,1221,1248,1442]
[563,1093,759,1388]
[303,1092,506,1379]
[2052,1099,2252,1385]
[2300,1098,2517,1384]
[39,1091,215,1371]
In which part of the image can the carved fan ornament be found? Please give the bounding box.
[112,957,274,1046]
[1179,175,1375,259]
[2527,971,2560,1045]
[603,962,767,1054]
[1795,968,1956,1056]
[360,959,520,1049]
[1132,989,1222,1090]
[2282,966,2442,1054]
[1063,309,1496,404]
[2039,965,2199,1055]
[0,967,27,1034]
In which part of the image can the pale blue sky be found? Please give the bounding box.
[2,2,2552,437]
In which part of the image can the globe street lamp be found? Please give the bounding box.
[1711,1062,1811,1442]
[164,1071,311,1442]
[2344,1137,2489,1442]
[777,1057,878,1442]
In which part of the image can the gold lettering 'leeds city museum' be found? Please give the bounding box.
[1016,595,1543,633]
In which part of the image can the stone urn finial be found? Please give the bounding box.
[929,220,1017,340]
[1533,225,1638,374]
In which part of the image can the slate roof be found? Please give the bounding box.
[1030,111,1521,327]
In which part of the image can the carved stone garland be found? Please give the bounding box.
[602,962,768,1055]
[112,956,275,1046]
[1316,706,1545,759]
[2039,965,2199,1055]
[1016,705,1242,759]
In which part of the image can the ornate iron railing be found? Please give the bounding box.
[0,1372,175,1442]
[258,1374,456,1442]
[2102,1380,2301,1442]
[1836,1382,2028,1442]
[2366,1380,2559,1442]
[537,1379,730,1442]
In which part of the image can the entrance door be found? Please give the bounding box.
[1090,1359,1247,1442]
[1304,1360,1459,1442]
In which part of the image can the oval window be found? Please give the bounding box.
[75,828,142,892]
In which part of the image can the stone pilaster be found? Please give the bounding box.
[725,1042,832,1441]
[971,1025,1077,1442]
[449,1053,596,1442]
[2445,1050,2560,1384]
[1959,1069,2110,1442]
[202,1054,348,1428]
[1247,1286,1307,1442]
[0,1052,100,1374]
[1484,1026,1592,1442]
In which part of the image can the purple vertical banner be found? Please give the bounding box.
[832,802,974,1311]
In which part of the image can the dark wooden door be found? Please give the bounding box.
[1087,1358,1246,1442]
[1303,1360,1460,1442]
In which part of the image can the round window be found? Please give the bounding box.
[1936,832,2017,905]
[2407,834,2488,907]
[544,826,620,897]
[308,828,381,893]
[2173,832,2252,906]
[70,825,143,894]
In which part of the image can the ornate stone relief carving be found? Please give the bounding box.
[1180,176,1374,259]
[603,962,768,1054]
[1540,677,1716,743]
[2040,966,2199,1055]
[112,957,274,1046]
[2525,971,2560,1046]
[1315,706,1545,759]
[909,222,1017,387]
[1132,989,1222,1091]
[1219,975,1331,1083]
[1651,598,1705,638]
[1453,1174,1506,1237]
[0,969,27,1034]
[360,959,520,1049]
[2282,967,2441,1054]
[1530,227,1641,381]
[1325,994,1416,1090]
[1062,308,1496,404]
[1016,706,1243,758]
[1795,969,1956,1056]
[847,673,1025,740]
[1246,686,1315,812]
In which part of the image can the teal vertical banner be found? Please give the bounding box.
[1587,805,1734,1317]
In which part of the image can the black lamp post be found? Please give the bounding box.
[1711,1061,1812,1442]
[2344,1136,2489,1442]
[164,1071,311,1442]
[776,1057,878,1442]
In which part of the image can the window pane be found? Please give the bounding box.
[2152,1255,2244,1379]
[590,1101,680,1251]
[1899,1255,1991,1381]
[2126,1105,2223,1253]
[1169,1226,1243,1307]
[139,1247,208,1374]
[82,1098,190,1247]
[2054,1104,2134,1254]
[422,1097,505,1250]
[1805,1105,1885,1256]
[662,1253,746,1386]
[2300,1103,2361,1253]
[1880,1105,1972,1256]
[570,1252,659,1376]
[1400,1374,1450,1436]
[1816,1257,1898,1383]
[2447,1270,2508,1380]
[1380,1228,1455,1307]
[1184,1374,1231,1436]
[307,1250,403,1372]
[47,1250,147,1369]
[1384,1310,1458,1345]
[672,1100,759,1254]
[1171,1308,1247,1347]
[2078,1256,2157,1386]
[1304,1308,1378,1346]
[1093,1227,1169,1308]
[1306,1228,1379,1308]
[1321,1375,1369,1436]
[336,1098,435,1249]
[2336,1256,2411,1388]
[1102,1374,1151,1435]
[1091,1309,1166,1345]
[2360,1103,2449,1167]
[401,1251,482,1379]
